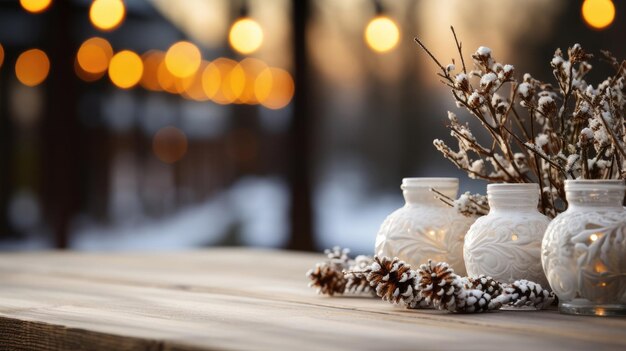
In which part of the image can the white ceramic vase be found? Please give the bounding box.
[463,183,550,288]
[542,180,626,316]
[374,178,475,275]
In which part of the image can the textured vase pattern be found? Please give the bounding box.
[542,211,626,304]
[464,214,550,287]
[375,205,473,276]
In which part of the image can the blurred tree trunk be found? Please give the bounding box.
[40,1,82,249]
[287,0,314,251]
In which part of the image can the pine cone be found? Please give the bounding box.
[306,261,346,296]
[463,275,503,298]
[344,255,375,295]
[416,260,464,311]
[363,256,425,308]
[455,289,493,313]
[495,279,556,309]
[325,246,350,268]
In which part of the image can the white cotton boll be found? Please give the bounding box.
[503,64,514,74]
[565,154,580,172]
[480,72,498,89]
[538,96,554,108]
[551,56,564,67]
[518,82,532,99]
[447,111,458,122]
[469,159,485,175]
[580,127,594,140]
[491,93,503,106]
[535,133,550,148]
[476,46,492,57]
[446,63,455,72]
[467,91,484,108]
[523,73,532,82]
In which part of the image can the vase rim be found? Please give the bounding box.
[565,179,626,191]
[401,177,458,189]
[487,183,539,193]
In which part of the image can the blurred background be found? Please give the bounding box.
[0,0,622,252]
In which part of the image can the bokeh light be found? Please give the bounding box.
[201,61,222,100]
[364,16,400,53]
[233,58,268,104]
[15,49,50,87]
[182,61,210,101]
[582,0,615,30]
[89,0,126,32]
[20,0,52,14]
[77,37,113,75]
[165,41,202,78]
[108,50,143,89]
[75,57,105,82]
[255,67,295,109]
[229,18,264,54]
[205,58,238,104]
[0,44,4,68]
[157,59,188,94]
[140,50,164,91]
[153,126,188,164]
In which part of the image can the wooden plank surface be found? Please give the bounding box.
[0,248,625,351]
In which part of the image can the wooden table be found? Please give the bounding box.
[0,249,624,350]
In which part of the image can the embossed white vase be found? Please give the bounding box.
[374,178,475,275]
[542,180,626,316]
[464,183,550,288]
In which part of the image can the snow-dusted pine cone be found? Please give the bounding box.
[463,275,503,299]
[325,246,351,268]
[363,256,425,308]
[416,260,464,311]
[495,279,556,309]
[306,261,346,296]
[456,289,493,313]
[344,255,375,295]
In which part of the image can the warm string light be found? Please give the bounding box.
[229,18,264,54]
[582,0,616,30]
[108,50,143,89]
[164,41,202,78]
[15,49,50,87]
[77,37,113,76]
[89,0,126,32]
[20,0,52,14]
[365,15,400,53]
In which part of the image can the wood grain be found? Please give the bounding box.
[0,248,625,351]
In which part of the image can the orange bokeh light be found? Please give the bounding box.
[108,50,143,89]
[582,0,615,30]
[89,0,125,31]
[182,61,210,101]
[20,0,52,14]
[153,126,188,164]
[157,59,190,94]
[255,67,295,109]
[77,37,113,74]
[233,58,268,104]
[201,61,222,101]
[140,50,164,91]
[15,49,50,87]
[0,43,4,68]
[204,58,238,105]
[164,41,202,78]
[75,57,105,82]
